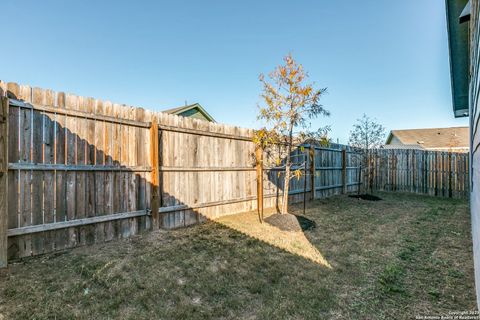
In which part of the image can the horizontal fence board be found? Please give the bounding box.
[160,166,255,172]
[9,98,151,128]
[316,182,361,191]
[158,124,252,141]
[9,163,152,172]
[8,210,148,236]
[314,166,359,170]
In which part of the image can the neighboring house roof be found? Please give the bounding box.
[445,0,470,117]
[385,126,469,150]
[163,103,216,122]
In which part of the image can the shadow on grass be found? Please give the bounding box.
[214,208,331,268]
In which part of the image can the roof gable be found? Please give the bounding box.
[163,103,216,122]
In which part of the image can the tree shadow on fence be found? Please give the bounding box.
[4,86,331,269]
[5,100,149,260]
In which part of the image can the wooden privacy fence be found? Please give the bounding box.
[0,81,363,266]
[366,149,469,198]
[0,81,470,267]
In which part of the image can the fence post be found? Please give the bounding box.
[411,150,415,193]
[434,152,438,196]
[256,146,264,222]
[357,164,362,195]
[303,151,307,215]
[448,152,453,198]
[150,118,160,229]
[422,151,430,194]
[309,146,315,200]
[342,149,347,194]
[392,150,396,191]
[0,96,8,268]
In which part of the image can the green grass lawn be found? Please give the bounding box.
[0,192,476,319]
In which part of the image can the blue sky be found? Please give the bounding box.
[1,0,468,143]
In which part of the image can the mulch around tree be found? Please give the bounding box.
[265,213,316,232]
[348,194,382,201]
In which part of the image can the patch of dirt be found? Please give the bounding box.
[265,213,301,232]
[348,194,382,201]
[265,213,315,232]
[295,215,316,231]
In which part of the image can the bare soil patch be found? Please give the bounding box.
[348,193,383,201]
[265,213,301,232]
[265,213,316,232]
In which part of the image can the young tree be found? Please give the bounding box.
[348,114,386,150]
[254,54,329,214]
[348,114,386,192]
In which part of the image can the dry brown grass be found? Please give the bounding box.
[0,192,476,319]
[216,210,331,267]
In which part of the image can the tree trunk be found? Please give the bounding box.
[282,163,290,214]
[365,136,369,195]
[357,164,362,196]
[369,154,374,193]
[281,124,294,214]
[365,149,369,195]
[370,150,376,193]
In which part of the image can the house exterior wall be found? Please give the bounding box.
[386,136,402,145]
[425,147,469,152]
[178,109,211,122]
[469,0,480,308]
